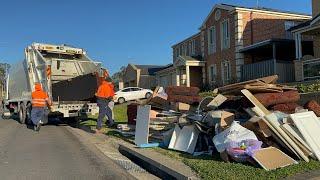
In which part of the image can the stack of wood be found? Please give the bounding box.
[216,75,302,114]
[166,86,202,105]
[216,75,296,95]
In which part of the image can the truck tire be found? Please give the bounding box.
[18,103,26,124]
[25,103,32,125]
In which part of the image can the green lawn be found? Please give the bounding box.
[155,148,320,180]
[80,103,127,127]
[80,103,320,179]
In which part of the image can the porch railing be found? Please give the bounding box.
[303,58,320,80]
[241,59,295,83]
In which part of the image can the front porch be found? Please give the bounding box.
[174,56,206,88]
[293,14,320,81]
[240,39,313,83]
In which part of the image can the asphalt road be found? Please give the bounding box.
[0,119,133,180]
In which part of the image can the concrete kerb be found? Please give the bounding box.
[65,126,159,180]
[67,125,198,179]
[118,144,199,180]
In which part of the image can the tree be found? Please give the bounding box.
[0,63,10,83]
[111,66,126,83]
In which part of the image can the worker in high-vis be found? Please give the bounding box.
[31,83,51,131]
[95,77,115,133]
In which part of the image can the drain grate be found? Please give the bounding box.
[113,159,147,173]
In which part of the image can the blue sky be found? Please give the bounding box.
[0,0,311,75]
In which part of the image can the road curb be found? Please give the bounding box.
[119,144,199,180]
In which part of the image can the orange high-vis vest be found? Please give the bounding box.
[96,81,115,99]
[31,83,50,107]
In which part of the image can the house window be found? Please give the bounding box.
[221,61,231,83]
[191,39,196,55]
[221,19,230,50]
[209,64,217,82]
[176,48,179,57]
[208,26,216,54]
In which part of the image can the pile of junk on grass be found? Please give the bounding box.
[116,75,320,171]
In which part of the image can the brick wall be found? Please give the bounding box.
[241,11,305,47]
[201,8,308,85]
[202,8,237,85]
[172,33,202,62]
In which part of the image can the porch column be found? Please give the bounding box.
[272,43,277,60]
[202,66,206,85]
[273,43,277,74]
[295,33,302,60]
[176,68,180,86]
[186,65,190,87]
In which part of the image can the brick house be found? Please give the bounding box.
[156,32,206,88]
[291,0,320,81]
[201,4,311,85]
[157,3,311,88]
[122,64,166,89]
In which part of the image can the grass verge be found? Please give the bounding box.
[80,103,320,179]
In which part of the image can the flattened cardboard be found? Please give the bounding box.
[252,147,298,171]
[176,102,190,112]
[257,119,272,137]
[135,105,151,146]
[220,111,234,128]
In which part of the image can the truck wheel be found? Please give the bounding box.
[19,103,26,124]
[118,97,125,104]
[25,103,32,125]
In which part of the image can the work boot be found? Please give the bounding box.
[107,121,115,128]
[36,123,41,132]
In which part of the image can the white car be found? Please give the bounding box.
[115,87,153,104]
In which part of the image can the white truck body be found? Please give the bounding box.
[5,43,101,123]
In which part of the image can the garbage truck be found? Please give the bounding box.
[3,43,104,124]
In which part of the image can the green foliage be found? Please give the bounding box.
[297,80,320,93]
[80,103,128,126]
[155,148,320,180]
[199,91,217,98]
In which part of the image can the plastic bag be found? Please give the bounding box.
[212,121,258,152]
[226,139,262,162]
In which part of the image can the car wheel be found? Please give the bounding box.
[145,92,152,99]
[118,97,125,104]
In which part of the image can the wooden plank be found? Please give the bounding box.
[281,125,313,157]
[281,124,312,153]
[207,94,227,108]
[135,105,151,146]
[265,113,309,162]
[241,89,270,115]
[252,147,298,171]
[218,75,278,92]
